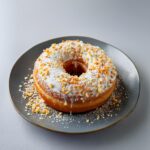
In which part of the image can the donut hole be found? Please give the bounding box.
[63,60,87,76]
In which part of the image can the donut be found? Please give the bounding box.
[33,40,117,113]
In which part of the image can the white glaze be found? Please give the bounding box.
[34,40,117,101]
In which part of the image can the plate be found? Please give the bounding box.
[9,36,140,134]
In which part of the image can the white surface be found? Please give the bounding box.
[0,0,150,150]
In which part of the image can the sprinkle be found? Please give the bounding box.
[19,85,22,88]
[85,93,89,98]
[98,87,102,93]
[86,119,90,123]
[96,115,100,120]
[64,101,67,106]
[49,84,54,89]
[27,112,31,116]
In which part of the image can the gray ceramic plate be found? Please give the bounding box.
[9,36,140,134]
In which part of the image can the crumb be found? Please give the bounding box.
[19,72,128,127]
[86,119,89,123]
[21,74,50,115]
[96,115,100,120]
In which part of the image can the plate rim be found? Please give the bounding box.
[9,36,141,134]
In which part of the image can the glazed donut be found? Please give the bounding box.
[33,40,117,113]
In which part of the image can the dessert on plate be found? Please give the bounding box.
[33,40,117,113]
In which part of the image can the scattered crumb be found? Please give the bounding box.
[19,72,128,128]
[21,74,50,115]
[96,115,100,120]
[86,119,90,123]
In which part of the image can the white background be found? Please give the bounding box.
[0,0,150,150]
